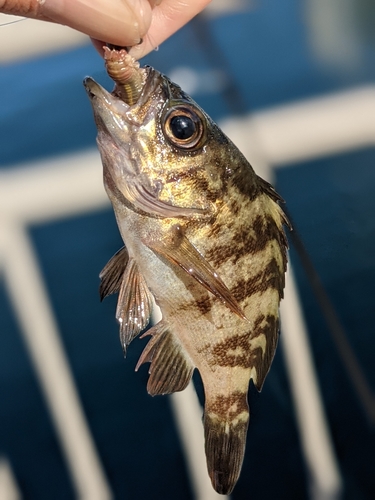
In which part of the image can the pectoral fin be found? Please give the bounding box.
[99,246,129,301]
[147,225,247,320]
[116,257,153,353]
[136,321,195,395]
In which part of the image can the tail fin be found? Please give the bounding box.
[204,393,249,495]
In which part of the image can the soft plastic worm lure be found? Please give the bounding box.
[104,46,146,105]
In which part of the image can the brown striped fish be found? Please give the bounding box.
[84,48,289,495]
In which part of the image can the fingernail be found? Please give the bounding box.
[148,0,163,7]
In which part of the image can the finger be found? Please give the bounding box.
[90,37,143,58]
[38,0,153,47]
[0,0,42,17]
[129,0,211,59]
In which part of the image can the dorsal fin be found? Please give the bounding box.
[146,224,247,321]
[99,246,129,301]
[256,176,285,203]
[116,258,153,353]
[136,321,195,396]
[257,176,291,230]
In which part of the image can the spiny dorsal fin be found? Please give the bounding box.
[256,175,285,203]
[136,321,195,396]
[116,257,153,353]
[257,175,292,230]
[147,224,247,321]
[99,246,129,301]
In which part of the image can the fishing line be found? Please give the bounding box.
[129,0,159,52]
[284,208,375,427]
[143,31,159,52]
[190,14,248,116]
[0,17,27,27]
[141,3,159,54]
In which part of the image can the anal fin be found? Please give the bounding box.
[136,321,195,396]
[99,246,129,301]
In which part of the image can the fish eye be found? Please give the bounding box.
[170,115,196,140]
[163,103,206,150]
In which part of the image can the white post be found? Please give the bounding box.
[280,265,343,500]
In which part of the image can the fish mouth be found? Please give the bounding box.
[83,68,162,126]
[83,75,152,132]
[83,77,124,109]
[83,76,100,98]
[83,76,134,142]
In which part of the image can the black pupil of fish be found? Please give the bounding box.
[170,115,196,140]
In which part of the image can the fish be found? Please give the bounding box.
[84,47,289,495]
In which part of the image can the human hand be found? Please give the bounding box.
[0,0,211,59]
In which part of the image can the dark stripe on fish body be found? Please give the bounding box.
[173,291,213,317]
[245,214,286,252]
[231,257,284,304]
[226,195,242,216]
[231,214,286,265]
[209,314,278,369]
[206,213,286,268]
[204,240,238,269]
[252,312,278,338]
[192,177,220,203]
[210,333,251,368]
[206,391,248,420]
[229,163,259,201]
[195,295,213,315]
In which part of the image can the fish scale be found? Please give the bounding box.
[85,47,289,495]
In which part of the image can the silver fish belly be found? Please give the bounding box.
[85,48,289,495]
